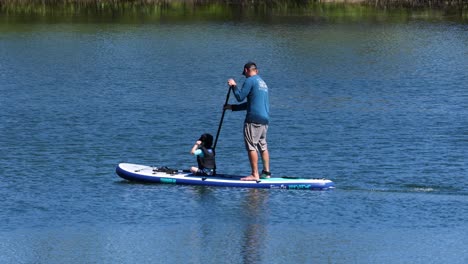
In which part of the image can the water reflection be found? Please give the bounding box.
[0,2,466,24]
[240,189,269,264]
[188,187,270,263]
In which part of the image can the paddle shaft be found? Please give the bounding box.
[213,86,232,150]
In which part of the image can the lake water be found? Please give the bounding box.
[1,8,467,264]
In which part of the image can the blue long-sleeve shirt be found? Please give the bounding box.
[232,75,270,125]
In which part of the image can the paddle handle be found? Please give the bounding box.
[213,86,232,150]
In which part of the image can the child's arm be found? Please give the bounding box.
[190,140,202,155]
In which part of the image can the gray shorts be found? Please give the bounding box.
[244,123,268,152]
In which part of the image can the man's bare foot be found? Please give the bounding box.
[240,175,259,181]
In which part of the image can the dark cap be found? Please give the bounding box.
[242,62,257,75]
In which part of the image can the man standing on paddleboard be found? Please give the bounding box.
[225,62,271,181]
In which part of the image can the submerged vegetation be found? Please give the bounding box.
[0,0,466,22]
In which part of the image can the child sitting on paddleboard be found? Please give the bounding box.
[190,133,216,176]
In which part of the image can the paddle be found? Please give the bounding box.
[213,86,232,150]
[144,88,234,175]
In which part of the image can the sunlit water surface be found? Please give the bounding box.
[0,13,467,264]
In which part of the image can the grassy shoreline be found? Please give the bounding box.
[0,0,466,7]
[0,0,466,22]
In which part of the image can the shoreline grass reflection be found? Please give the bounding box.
[0,1,466,23]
